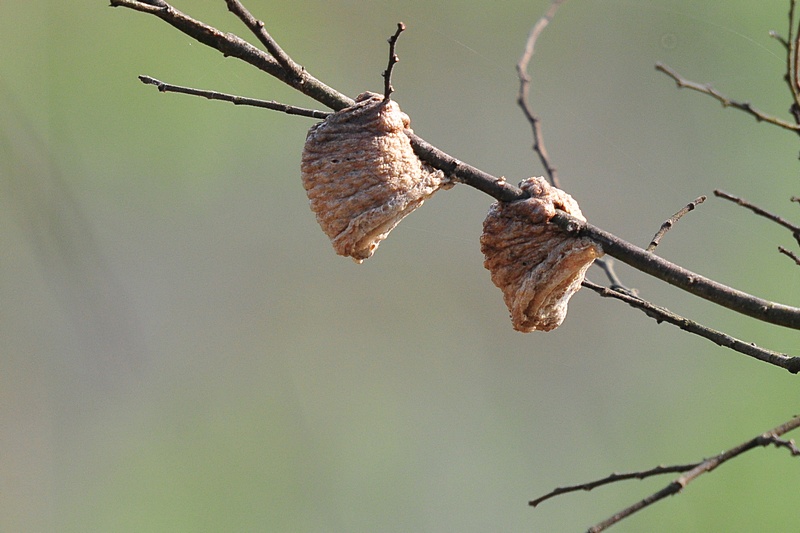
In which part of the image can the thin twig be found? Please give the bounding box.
[779,246,800,265]
[110,0,353,111]
[382,23,406,100]
[770,29,789,50]
[516,0,567,188]
[138,76,332,118]
[592,257,636,295]
[791,0,800,113]
[656,62,800,132]
[112,0,800,331]
[647,196,706,252]
[224,0,299,79]
[530,463,700,508]
[586,415,800,532]
[714,189,800,238]
[582,280,800,373]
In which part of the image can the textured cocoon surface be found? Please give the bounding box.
[301,92,450,262]
[480,177,602,332]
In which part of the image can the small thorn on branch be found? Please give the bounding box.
[382,22,406,101]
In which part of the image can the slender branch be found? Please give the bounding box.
[791,0,800,111]
[383,23,406,100]
[593,257,636,295]
[530,463,700,508]
[516,0,567,188]
[647,196,706,252]
[138,76,332,118]
[582,280,800,373]
[405,132,525,202]
[557,212,800,330]
[224,0,298,78]
[655,62,800,132]
[586,415,800,532]
[111,0,800,332]
[109,0,353,111]
[786,1,800,106]
[714,189,800,240]
[779,246,800,265]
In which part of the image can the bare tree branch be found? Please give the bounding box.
[592,257,636,295]
[224,0,299,79]
[581,280,800,373]
[557,212,800,330]
[787,0,800,113]
[109,0,353,111]
[779,245,800,265]
[516,0,567,188]
[382,23,406,100]
[647,196,706,252]
[655,62,800,132]
[530,463,700,508]
[585,415,800,532]
[715,189,800,244]
[138,76,332,118]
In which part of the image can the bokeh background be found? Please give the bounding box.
[2,1,799,531]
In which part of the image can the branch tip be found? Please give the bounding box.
[516,0,567,187]
[647,195,706,252]
[382,22,406,100]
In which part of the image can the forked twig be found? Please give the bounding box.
[583,415,800,532]
[647,196,706,252]
[591,257,635,295]
[110,0,353,111]
[529,462,700,508]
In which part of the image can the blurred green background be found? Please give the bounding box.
[2,1,799,531]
